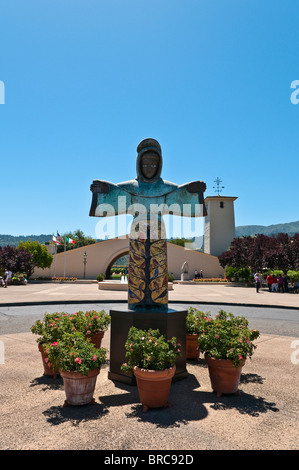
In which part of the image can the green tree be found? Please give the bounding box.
[18,240,53,278]
[56,230,97,253]
[168,238,193,247]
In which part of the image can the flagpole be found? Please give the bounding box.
[54,243,57,278]
[64,236,66,278]
[52,233,57,278]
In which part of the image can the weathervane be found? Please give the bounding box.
[213,177,224,196]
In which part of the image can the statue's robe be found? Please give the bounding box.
[90,177,206,310]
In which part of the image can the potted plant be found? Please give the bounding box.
[11,272,28,285]
[62,310,111,348]
[31,310,110,377]
[197,310,260,397]
[186,307,211,360]
[121,327,181,412]
[44,331,107,406]
[82,310,110,348]
[31,312,70,378]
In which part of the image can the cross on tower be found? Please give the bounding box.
[213,177,224,196]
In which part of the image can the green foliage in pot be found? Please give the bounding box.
[11,272,27,285]
[197,310,260,367]
[64,310,111,336]
[186,307,211,334]
[44,331,107,376]
[30,312,71,345]
[121,327,181,372]
[84,309,111,336]
[96,273,105,282]
[30,310,110,344]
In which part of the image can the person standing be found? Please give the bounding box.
[4,269,12,287]
[278,274,284,293]
[254,272,262,293]
[272,274,278,292]
[283,273,289,292]
[266,274,273,292]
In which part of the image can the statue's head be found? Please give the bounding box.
[136,138,162,183]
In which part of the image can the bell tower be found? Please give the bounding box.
[204,178,237,257]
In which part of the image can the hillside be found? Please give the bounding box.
[0,220,298,247]
[0,234,52,247]
[235,221,299,237]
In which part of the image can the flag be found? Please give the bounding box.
[52,235,62,245]
[66,237,76,245]
[57,232,64,241]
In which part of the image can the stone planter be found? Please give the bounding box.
[60,368,100,406]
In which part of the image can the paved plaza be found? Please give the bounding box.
[0,281,298,452]
[1,280,299,308]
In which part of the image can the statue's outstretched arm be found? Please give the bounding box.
[89,180,132,217]
[164,180,207,217]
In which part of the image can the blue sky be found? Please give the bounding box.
[1,1,299,240]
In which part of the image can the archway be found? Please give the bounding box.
[105,251,129,279]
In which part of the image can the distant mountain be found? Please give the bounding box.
[0,234,52,247]
[0,221,298,247]
[235,221,299,237]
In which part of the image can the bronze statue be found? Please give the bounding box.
[90,138,207,311]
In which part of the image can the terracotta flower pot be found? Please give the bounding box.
[60,368,100,406]
[186,334,200,360]
[38,343,59,379]
[205,354,245,397]
[88,331,104,349]
[133,365,176,412]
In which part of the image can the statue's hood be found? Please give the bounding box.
[136,138,163,183]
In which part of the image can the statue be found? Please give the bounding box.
[181,261,189,273]
[89,138,207,383]
[90,138,207,311]
[181,261,189,281]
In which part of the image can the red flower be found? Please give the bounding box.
[75,357,82,364]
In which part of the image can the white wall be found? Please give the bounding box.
[34,238,224,280]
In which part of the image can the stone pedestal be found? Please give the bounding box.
[108,307,188,385]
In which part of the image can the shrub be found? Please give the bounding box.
[121,327,181,372]
[197,310,260,367]
[225,266,252,281]
[44,331,107,375]
[30,310,110,344]
[11,272,27,285]
[81,310,111,336]
[186,307,211,334]
[30,312,72,345]
[97,273,105,282]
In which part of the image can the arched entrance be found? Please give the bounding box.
[105,251,129,279]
